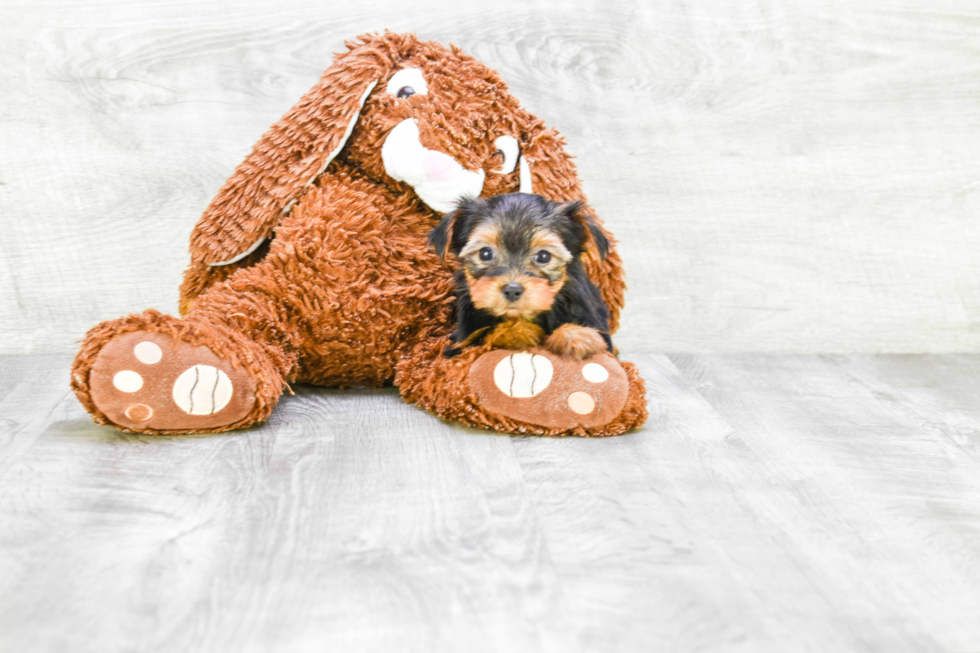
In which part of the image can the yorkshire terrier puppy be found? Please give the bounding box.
[428,193,613,360]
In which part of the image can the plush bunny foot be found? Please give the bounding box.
[86,330,257,431]
[395,340,647,437]
[72,310,282,434]
[467,348,630,430]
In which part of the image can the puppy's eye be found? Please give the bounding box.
[479,247,494,262]
[396,86,415,99]
[534,250,552,265]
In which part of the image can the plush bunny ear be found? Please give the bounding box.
[188,34,407,266]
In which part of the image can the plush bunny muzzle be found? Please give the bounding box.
[381,119,488,214]
[381,119,533,214]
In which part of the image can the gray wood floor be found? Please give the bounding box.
[3,354,980,652]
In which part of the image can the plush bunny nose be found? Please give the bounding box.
[502,282,524,302]
[422,150,458,181]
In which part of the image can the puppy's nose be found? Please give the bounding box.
[502,282,524,302]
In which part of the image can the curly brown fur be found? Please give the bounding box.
[430,193,613,359]
[71,32,642,436]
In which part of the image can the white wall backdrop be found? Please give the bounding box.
[2,0,979,354]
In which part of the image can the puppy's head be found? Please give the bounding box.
[428,193,609,319]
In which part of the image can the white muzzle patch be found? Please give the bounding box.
[381,119,486,214]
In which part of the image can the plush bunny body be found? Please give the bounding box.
[70,33,648,436]
[185,167,455,388]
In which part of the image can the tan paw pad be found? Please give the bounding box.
[125,404,153,421]
[112,370,143,393]
[133,341,163,364]
[567,391,596,415]
[581,362,609,384]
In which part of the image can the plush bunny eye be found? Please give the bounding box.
[386,68,428,97]
[493,135,519,174]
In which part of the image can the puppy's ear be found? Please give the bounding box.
[561,200,609,260]
[427,212,456,260]
[428,196,486,259]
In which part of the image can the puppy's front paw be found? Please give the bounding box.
[545,324,607,360]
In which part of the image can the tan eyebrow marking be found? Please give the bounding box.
[529,231,571,264]
[459,225,501,260]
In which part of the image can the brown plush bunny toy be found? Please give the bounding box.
[70,32,648,437]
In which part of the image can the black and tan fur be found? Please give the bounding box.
[429,193,614,359]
